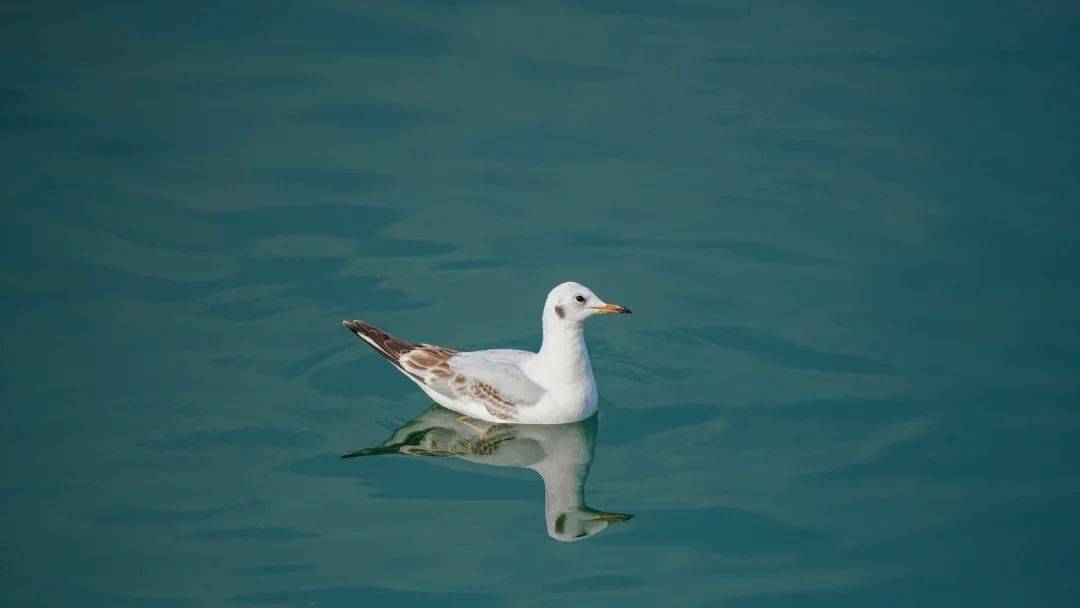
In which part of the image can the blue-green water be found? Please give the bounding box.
[3,1,1079,606]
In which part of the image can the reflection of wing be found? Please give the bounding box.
[340,428,447,458]
[401,347,544,421]
[340,407,520,459]
[341,405,629,542]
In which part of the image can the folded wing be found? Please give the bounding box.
[401,347,543,421]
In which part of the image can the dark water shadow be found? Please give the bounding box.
[232,585,495,607]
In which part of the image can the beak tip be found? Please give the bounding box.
[594,304,632,315]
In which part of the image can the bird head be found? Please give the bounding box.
[544,281,631,325]
[547,507,634,542]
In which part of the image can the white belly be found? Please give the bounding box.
[416,380,597,424]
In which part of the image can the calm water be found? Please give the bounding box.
[3,1,1080,606]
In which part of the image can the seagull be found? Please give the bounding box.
[342,404,633,542]
[342,281,631,424]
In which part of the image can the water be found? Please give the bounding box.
[2,1,1079,606]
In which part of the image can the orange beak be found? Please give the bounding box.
[593,303,632,315]
[592,512,634,522]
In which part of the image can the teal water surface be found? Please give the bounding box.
[3,1,1080,606]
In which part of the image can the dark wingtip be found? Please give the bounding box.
[341,445,400,459]
[342,320,361,332]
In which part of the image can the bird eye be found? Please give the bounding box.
[575,294,586,303]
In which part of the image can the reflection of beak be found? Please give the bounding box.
[593,303,632,315]
[592,512,634,522]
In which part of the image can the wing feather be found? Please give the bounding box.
[400,347,543,421]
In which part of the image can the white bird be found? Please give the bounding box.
[342,404,633,541]
[342,281,631,424]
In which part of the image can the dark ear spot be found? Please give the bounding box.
[554,305,565,319]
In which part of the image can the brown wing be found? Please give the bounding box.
[400,346,522,421]
[343,319,527,421]
[342,319,430,380]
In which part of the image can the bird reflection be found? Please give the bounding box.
[343,405,632,542]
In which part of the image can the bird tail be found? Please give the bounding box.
[341,428,449,459]
[341,319,422,379]
[341,445,402,459]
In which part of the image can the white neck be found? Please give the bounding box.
[533,458,588,523]
[534,311,593,384]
